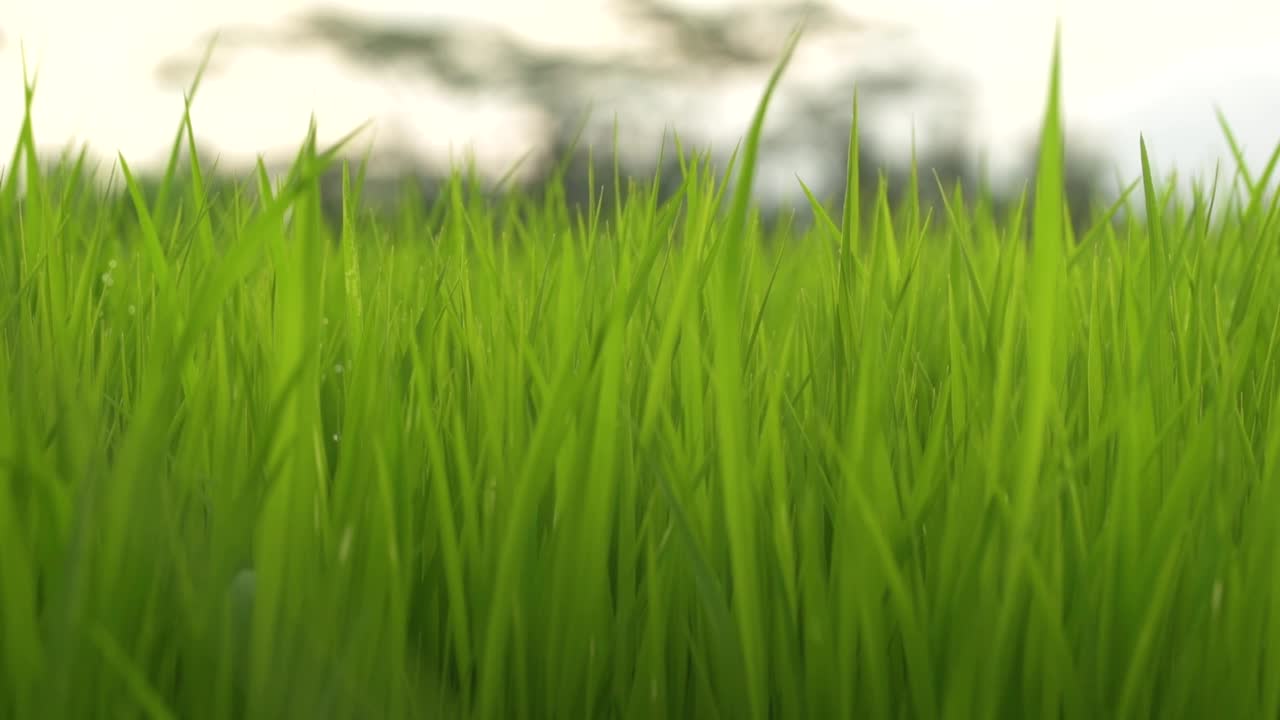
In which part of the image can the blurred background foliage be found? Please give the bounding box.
[124,0,1112,235]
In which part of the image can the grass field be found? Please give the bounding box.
[5,29,1280,719]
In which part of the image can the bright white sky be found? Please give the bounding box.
[3,0,1279,198]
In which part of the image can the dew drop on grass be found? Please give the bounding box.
[227,568,256,658]
[339,526,353,564]
[334,363,344,375]
[228,569,255,608]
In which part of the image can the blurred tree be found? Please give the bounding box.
[151,0,1107,234]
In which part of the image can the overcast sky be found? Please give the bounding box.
[3,0,1279,199]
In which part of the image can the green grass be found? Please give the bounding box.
[6,29,1280,720]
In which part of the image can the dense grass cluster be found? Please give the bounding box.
[5,31,1280,720]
